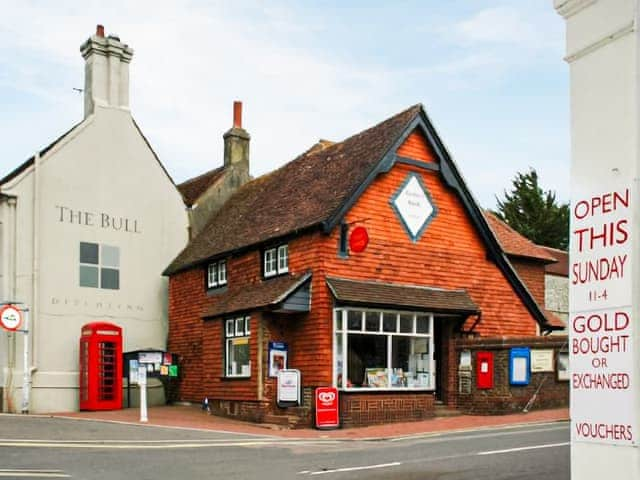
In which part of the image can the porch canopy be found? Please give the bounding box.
[326,277,479,315]
[202,272,311,318]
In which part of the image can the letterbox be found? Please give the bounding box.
[79,322,123,410]
[476,351,494,389]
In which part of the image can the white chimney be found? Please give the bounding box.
[80,25,134,118]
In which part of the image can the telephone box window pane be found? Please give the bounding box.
[101,268,120,290]
[102,245,120,268]
[416,315,430,334]
[347,310,362,331]
[365,311,380,332]
[80,242,99,264]
[383,313,397,332]
[400,314,413,333]
[80,265,99,288]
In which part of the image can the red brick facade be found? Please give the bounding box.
[168,128,554,427]
[455,336,569,415]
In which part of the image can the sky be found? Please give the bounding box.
[0,0,569,209]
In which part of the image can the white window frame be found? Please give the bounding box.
[218,260,227,286]
[225,315,251,378]
[264,248,277,277]
[333,308,435,391]
[79,242,120,290]
[264,244,288,278]
[207,260,228,289]
[278,245,289,273]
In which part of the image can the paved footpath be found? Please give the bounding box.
[47,405,569,440]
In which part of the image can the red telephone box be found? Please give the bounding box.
[79,322,123,410]
[476,351,494,389]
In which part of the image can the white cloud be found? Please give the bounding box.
[451,5,562,52]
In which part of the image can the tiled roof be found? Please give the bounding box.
[544,309,566,329]
[202,272,311,318]
[484,211,557,263]
[165,104,422,274]
[541,246,569,277]
[326,277,479,315]
[177,166,226,207]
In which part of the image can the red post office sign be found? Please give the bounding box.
[315,387,340,429]
[349,226,369,253]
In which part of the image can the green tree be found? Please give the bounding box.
[494,168,569,250]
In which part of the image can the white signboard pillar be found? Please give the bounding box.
[555,0,640,478]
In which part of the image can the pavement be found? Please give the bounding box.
[45,404,570,440]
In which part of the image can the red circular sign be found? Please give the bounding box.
[349,226,369,253]
[0,305,23,331]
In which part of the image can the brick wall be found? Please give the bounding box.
[340,391,435,427]
[320,130,539,337]
[168,128,545,424]
[455,336,569,414]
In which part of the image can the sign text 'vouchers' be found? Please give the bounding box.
[570,186,635,446]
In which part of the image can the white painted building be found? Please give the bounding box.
[556,0,640,478]
[0,26,188,413]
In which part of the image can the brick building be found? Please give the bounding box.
[164,104,567,426]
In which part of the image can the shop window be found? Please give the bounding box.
[225,316,251,377]
[207,260,227,289]
[264,243,288,278]
[79,242,119,290]
[334,309,434,390]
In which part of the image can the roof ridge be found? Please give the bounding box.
[178,165,225,187]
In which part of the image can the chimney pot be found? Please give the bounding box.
[233,101,242,128]
[96,24,105,37]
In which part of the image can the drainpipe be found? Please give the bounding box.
[29,152,40,404]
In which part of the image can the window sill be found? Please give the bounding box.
[221,375,251,380]
[262,272,289,280]
[206,285,228,295]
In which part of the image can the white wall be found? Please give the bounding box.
[556,0,640,477]
[0,105,188,412]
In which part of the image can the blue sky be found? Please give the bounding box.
[0,1,568,209]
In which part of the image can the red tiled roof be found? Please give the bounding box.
[541,246,569,277]
[326,277,479,315]
[202,272,311,318]
[177,166,226,207]
[165,104,422,274]
[544,309,566,329]
[484,211,557,263]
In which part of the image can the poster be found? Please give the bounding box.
[268,342,288,378]
[531,349,554,372]
[570,183,636,446]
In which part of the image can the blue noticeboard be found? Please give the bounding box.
[509,347,531,386]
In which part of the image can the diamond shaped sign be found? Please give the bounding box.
[390,173,437,242]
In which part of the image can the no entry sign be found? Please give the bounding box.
[315,387,340,429]
[0,305,23,331]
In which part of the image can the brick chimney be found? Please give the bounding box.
[223,101,250,174]
[80,24,134,118]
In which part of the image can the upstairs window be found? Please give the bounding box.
[264,244,288,278]
[79,242,120,290]
[207,260,227,289]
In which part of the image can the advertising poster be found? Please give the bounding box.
[268,342,288,378]
[570,183,636,446]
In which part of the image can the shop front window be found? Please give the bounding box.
[225,316,251,377]
[334,309,434,390]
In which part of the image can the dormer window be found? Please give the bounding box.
[207,260,227,289]
[264,244,288,278]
